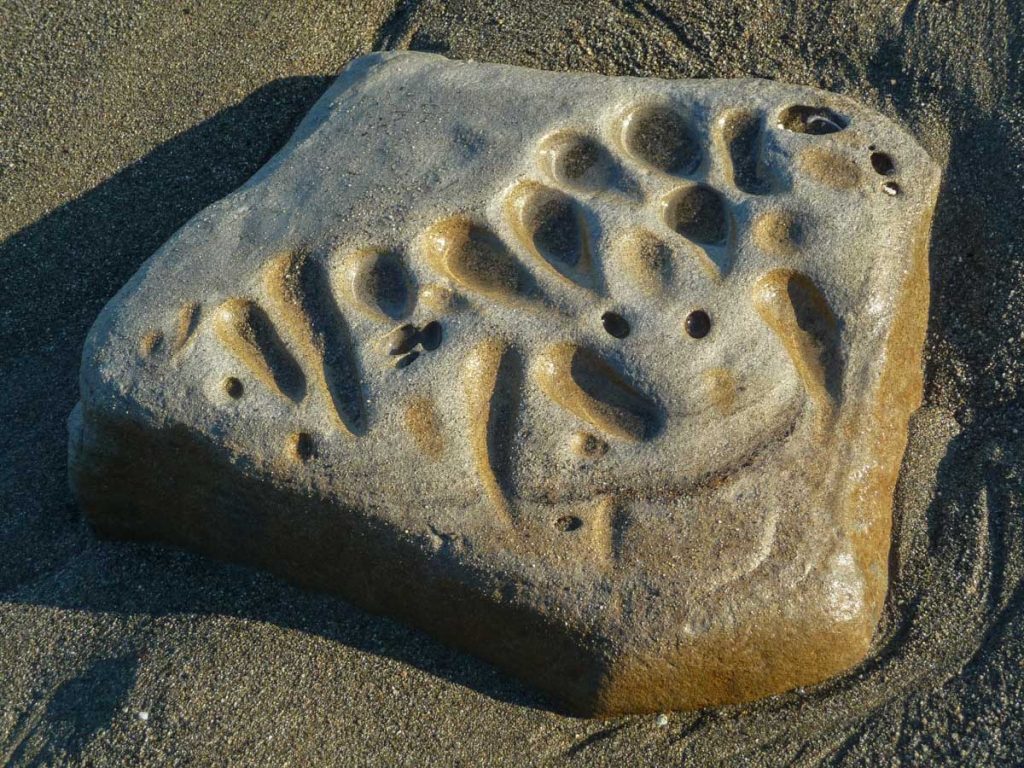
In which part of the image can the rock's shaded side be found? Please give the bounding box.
[68,52,941,716]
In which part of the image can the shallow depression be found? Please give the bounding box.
[663,184,729,245]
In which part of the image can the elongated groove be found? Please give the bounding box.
[263,250,364,436]
[139,330,163,358]
[212,297,302,400]
[462,339,515,526]
[172,301,201,355]
[704,367,738,415]
[534,343,658,442]
[752,269,840,428]
[715,108,770,194]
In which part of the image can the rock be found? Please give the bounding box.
[68,52,941,716]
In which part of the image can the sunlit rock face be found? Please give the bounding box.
[69,52,940,715]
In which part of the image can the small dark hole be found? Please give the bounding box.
[602,311,630,339]
[555,515,584,532]
[882,181,901,196]
[395,350,420,369]
[387,323,419,355]
[868,144,877,151]
[578,433,609,458]
[292,432,315,463]
[223,377,243,399]
[685,310,711,339]
[870,151,895,175]
[420,320,443,351]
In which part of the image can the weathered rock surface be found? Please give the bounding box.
[68,52,940,715]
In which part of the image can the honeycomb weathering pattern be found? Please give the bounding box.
[68,52,941,715]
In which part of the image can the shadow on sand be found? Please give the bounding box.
[0,74,553,723]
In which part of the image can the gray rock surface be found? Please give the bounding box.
[69,52,938,714]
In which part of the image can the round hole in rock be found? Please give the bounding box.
[223,376,243,399]
[685,309,712,339]
[602,311,630,339]
[870,151,895,175]
[419,320,443,351]
[290,432,315,463]
[555,515,584,532]
[573,432,609,458]
[882,181,901,196]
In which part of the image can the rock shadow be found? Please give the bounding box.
[0,74,552,715]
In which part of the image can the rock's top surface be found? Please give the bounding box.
[70,52,940,715]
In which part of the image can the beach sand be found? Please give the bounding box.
[1,1,1022,764]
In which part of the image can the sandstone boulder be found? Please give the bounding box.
[69,52,941,715]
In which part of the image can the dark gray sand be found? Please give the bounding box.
[1,1,1022,765]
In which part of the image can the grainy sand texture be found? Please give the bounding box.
[2,1,1022,765]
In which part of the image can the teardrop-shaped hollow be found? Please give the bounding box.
[620,103,701,175]
[777,105,848,135]
[534,343,660,442]
[343,248,413,321]
[264,251,365,436]
[662,184,729,246]
[212,297,305,401]
[752,269,842,426]
[172,301,201,355]
[506,181,594,290]
[463,339,521,525]
[537,130,615,190]
[423,217,526,301]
